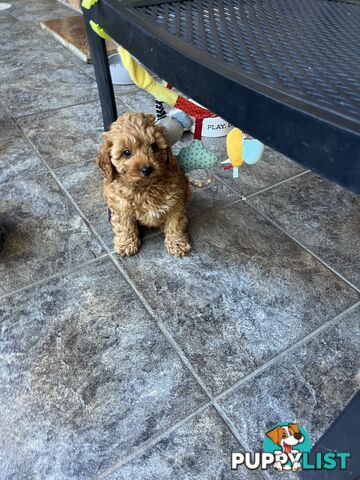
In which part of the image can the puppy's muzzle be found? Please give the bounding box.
[141,165,153,176]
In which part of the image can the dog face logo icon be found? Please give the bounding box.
[266,423,304,454]
[264,422,311,472]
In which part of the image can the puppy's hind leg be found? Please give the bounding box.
[163,208,191,257]
[111,210,141,256]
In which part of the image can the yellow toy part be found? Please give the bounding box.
[117,47,178,106]
[224,127,264,178]
[226,127,244,178]
[89,21,111,40]
[226,128,244,168]
[82,0,98,10]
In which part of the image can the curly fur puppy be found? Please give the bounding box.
[97,112,191,256]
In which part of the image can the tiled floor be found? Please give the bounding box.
[0,1,359,479]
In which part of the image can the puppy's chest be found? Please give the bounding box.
[122,187,176,226]
[135,196,174,226]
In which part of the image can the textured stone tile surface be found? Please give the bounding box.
[62,49,142,97]
[0,168,104,295]
[119,202,359,395]
[119,90,156,114]
[0,102,10,122]
[249,173,360,289]
[0,62,99,117]
[218,306,360,452]
[0,47,71,84]
[18,101,126,169]
[0,10,17,33]
[0,120,42,183]
[0,258,207,479]
[55,159,113,247]
[0,20,56,52]
[106,407,265,480]
[9,0,75,22]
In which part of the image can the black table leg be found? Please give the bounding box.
[82,8,117,131]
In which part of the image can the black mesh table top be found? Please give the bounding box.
[138,0,360,124]
[89,0,360,192]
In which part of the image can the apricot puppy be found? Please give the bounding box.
[97,112,191,256]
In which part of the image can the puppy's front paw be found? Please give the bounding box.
[114,235,141,256]
[165,237,191,257]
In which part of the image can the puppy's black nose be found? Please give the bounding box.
[141,165,153,176]
[294,433,303,440]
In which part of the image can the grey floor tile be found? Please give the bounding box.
[0,258,207,479]
[188,180,239,217]
[55,159,238,250]
[55,159,113,248]
[0,10,17,32]
[218,305,360,453]
[0,119,42,183]
[0,19,60,53]
[214,143,307,197]
[9,0,76,22]
[0,62,99,117]
[118,90,156,114]
[105,407,264,480]
[0,101,11,123]
[118,202,359,396]
[18,101,126,169]
[248,173,360,289]
[61,48,141,97]
[0,168,104,296]
[113,83,144,97]
[0,46,71,84]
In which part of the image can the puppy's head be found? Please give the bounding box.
[96,112,174,184]
[266,424,304,453]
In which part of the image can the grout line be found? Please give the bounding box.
[93,401,212,479]
[212,401,252,451]
[245,170,311,199]
[247,202,360,294]
[214,169,311,202]
[108,253,214,399]
[51,156,99,174]
[15,120,112,255]
[0,254,109,302]
[213,300,360,403]
[14,98,100,120]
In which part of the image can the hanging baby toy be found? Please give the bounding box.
[116,45,265,185]
[82,12,265,186]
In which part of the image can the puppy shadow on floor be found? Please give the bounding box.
[0,220,31,258]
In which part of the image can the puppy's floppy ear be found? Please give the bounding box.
[289,423,300,434]
[266,426,281,445]
[97,132,116,182]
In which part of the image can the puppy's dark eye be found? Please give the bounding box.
[151,143,158,152]
[122,150,131,158]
